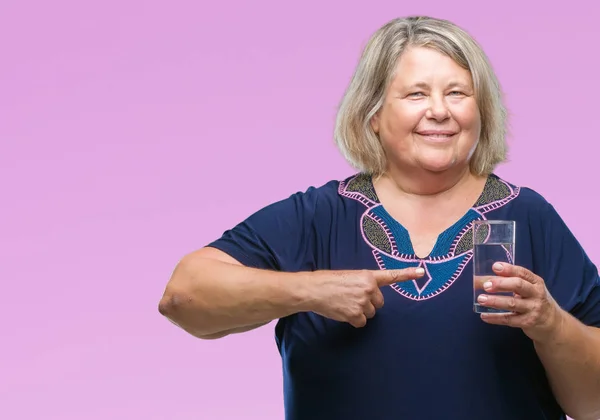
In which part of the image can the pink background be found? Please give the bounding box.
[2,0,598,419]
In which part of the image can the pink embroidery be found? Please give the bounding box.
[339,174,521,301]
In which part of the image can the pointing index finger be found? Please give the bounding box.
[373,267,425,287]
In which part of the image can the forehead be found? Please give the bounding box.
[392,46,473,86]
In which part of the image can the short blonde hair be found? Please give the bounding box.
[334,16,508,177]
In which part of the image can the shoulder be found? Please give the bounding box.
[303,177,343,202]
[242,174,360,224]
[278,173,366,210]
[492,176,585,261]
[483,174,572,240]
[493,174,555,217]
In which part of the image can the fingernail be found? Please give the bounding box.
[483,281,493,290]
[415,268,425,275]
[478,295,488,303]
[493,263,504,271]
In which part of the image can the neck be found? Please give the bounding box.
[378,164,477,198]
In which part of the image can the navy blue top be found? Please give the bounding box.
[208,173,600,420]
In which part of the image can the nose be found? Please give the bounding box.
[425,94,450,121]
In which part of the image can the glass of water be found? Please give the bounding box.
[472,220,516,314]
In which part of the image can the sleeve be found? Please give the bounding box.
[205,187,320,273]
[539,203,600,327]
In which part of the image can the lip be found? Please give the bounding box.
[416,130,458,136]
[415,130,458,143]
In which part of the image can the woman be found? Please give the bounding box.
[158,16,600,420]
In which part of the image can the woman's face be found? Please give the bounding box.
[371,46,481,174]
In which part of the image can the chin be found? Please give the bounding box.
[416,155,459,173]
[420,163,455,173]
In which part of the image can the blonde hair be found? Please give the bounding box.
[334,16,508,177]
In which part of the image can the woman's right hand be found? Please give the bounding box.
[306,267,425,328]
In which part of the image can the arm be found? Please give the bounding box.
[534,311,600,420]
[158,188,321,338]
[479,266,600,419]
[535,204,600,420]
[159,246,425,339]
[159,186,424,339]
[158,246,312,339]
[478,201,600,419]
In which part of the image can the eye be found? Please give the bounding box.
[408,92,425,98]
[448,91,465,96]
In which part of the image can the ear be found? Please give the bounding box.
[370,112,380,134]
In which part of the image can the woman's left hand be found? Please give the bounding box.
[477,262,565,343]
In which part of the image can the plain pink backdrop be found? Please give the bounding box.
[1,1,599,419]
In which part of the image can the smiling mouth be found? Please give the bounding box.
[416,132,457,142]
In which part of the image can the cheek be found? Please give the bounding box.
[454,106,481,139]
[453,101,480,128]
[382,104,424,136]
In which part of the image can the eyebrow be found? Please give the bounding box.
[405,82,430,90]
[404,81,472,91]
[447,81,472,90]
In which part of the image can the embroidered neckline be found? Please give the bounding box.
[338,173,520,261]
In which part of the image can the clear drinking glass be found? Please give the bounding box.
[472,220,516,314]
